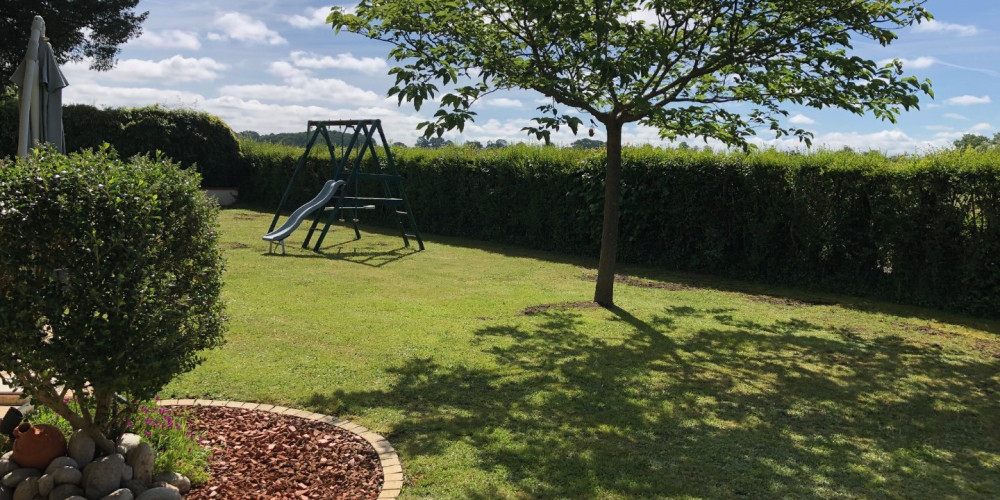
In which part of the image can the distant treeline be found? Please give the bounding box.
[237,129,352,148]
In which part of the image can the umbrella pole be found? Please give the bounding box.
[16,17,43,158]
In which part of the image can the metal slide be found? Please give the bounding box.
[262,180,345,254]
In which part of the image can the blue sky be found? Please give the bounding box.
[57,0,999,153]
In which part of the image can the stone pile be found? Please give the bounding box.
[0,430,191,500]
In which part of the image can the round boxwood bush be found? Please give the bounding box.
[0,146,226,452]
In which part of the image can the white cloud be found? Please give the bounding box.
[131,30,201,51]
[481,98,523,108]
[878,56,936,69]
[62,76,205,109]
[64,56,227,83]
[757,129,950,155]
[210,12,287,45]
[913,19,979,37]
[969,122,993,132]
[290,51,386,74]
[945,95,991,106]
[287,6,334,29]
[943,113,968,121]
[219,61,380,105]
[788,113,815,125]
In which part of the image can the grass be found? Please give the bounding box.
[163,207,1000,499]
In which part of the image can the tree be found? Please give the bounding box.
[331,0,933,306]
[571,138,606,149]
[486,139,509,149]
[0,148,226,454]
[416,136,453,148]
[1,0,147,91]
[465,140,484,149]
[952,133,1000,151]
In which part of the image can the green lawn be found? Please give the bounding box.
[164,207,1000,499]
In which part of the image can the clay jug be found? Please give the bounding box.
[12,422,68,469]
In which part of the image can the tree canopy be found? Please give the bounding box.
[1,0,147,91]
[953,133,1000,151]
[331,0,933,305]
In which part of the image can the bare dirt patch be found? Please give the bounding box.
[521,301,601,316]
[973,339,1000,359]
[580,273,699,291]
[233,213,265,221]
[744,295,831,307]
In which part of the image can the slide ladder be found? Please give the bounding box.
[263,180,345,254]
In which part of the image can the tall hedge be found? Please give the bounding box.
[0,100,243,187]
[239,142,1000,317]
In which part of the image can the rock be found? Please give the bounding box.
[116,435,141,457]
[37,474,54,496]
[81,457,122,500]
[67,432,96,468]
[146,483,176,494]
[123,445,152,486]
[0,483,11,500]
[134,488,180,500]
[150,473,187,495]
[98,489,133,500]
[50,468,82,486]
[0,459,17,477]
[44,458,78,475]
[120,480,145,498]
[2,469,40,488]
[12,476,38,500]
[47,483,84,500]
[119,466,131,483]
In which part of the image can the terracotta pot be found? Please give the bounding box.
[12,422,68,469]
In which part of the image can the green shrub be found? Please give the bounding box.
[0,146,227,453]
[1,103,244,187]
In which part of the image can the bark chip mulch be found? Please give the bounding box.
[184,406,383,500]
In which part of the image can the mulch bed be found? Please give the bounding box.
[184,406,383,500]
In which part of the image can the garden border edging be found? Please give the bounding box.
[158,399,403,499]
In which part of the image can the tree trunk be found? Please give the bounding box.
[24,384,118,455]
[594,120,623,307]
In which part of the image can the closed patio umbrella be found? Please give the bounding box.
[10,16,69,158]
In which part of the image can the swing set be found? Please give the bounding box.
[263,119,424,253]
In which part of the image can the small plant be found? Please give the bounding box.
[28,400,211,485]
[128,401,211,484]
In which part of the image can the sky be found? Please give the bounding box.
[53,0,1000,154]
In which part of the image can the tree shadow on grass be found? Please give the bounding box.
[309,306,1000,499]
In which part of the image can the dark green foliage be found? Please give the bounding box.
[0,147,226,437]
[1,0,147,91]
[416,136,454,148]
[240,142,1000,317]
[571,138,605,149]
[953,133,1000,151]
[1,101,244,187]
[237,129,351,148]
[236,140,337,209]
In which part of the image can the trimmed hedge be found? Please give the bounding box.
[0,100,243,187]
[240,142,1000,317]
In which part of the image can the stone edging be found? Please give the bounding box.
[158,399,403,500]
